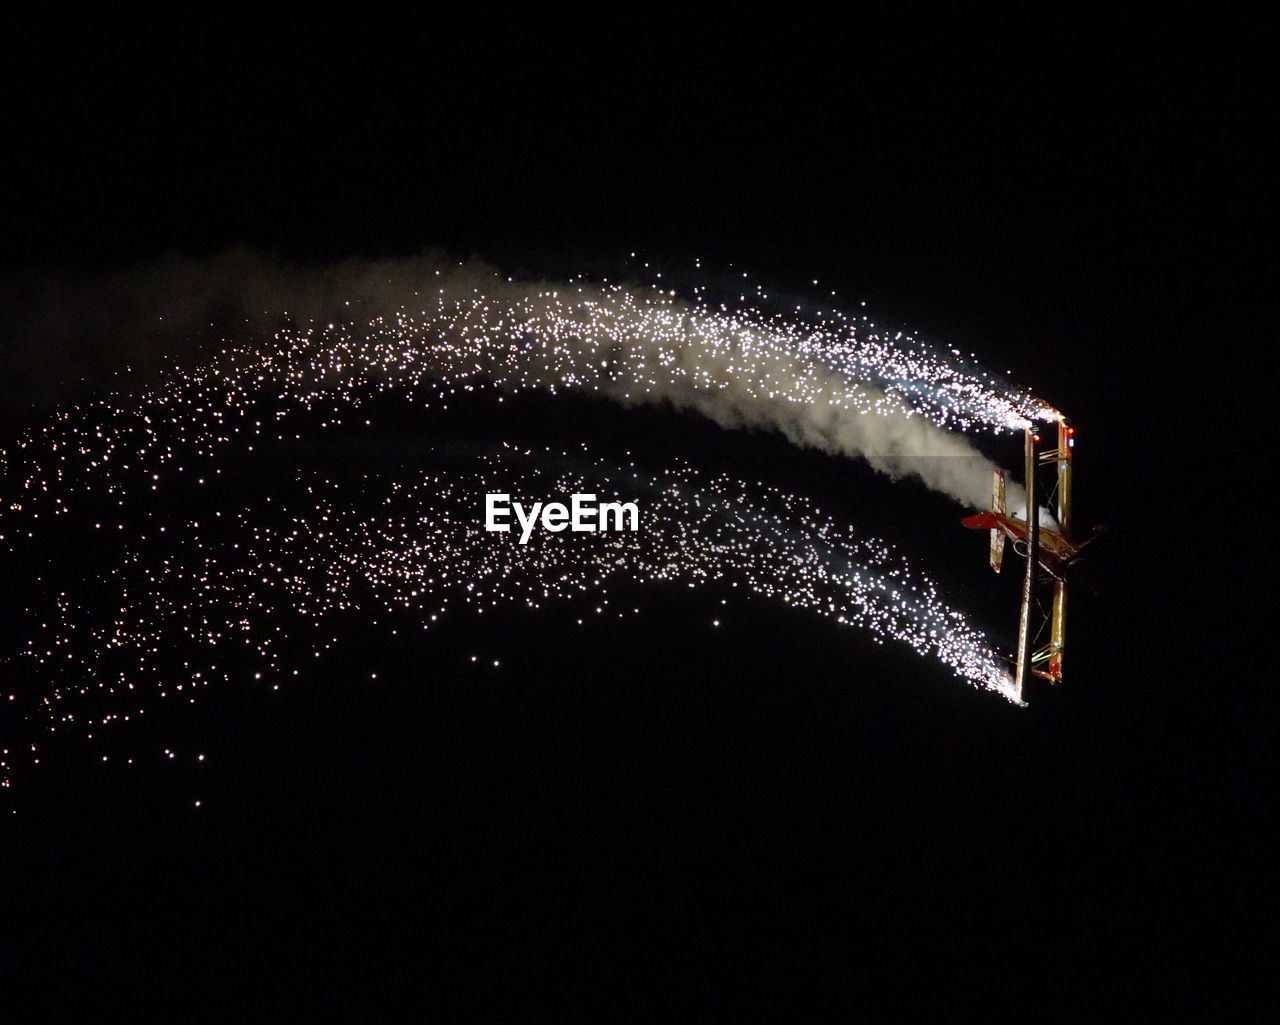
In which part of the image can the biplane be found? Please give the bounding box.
[961,420,1097,701]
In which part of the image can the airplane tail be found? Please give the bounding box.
[989,469,1006,573]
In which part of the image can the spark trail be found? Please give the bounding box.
[2,441,1017,785]
[0,259,1042,785]
[0,254,1057,516]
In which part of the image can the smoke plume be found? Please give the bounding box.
[1,249,1036,510]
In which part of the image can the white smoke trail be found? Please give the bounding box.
[1,250,1054,514]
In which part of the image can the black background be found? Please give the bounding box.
[1,15,1268,1021]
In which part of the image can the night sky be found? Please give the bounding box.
[1,18,1267,1021]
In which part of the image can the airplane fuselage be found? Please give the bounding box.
[960,511,1078,580]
